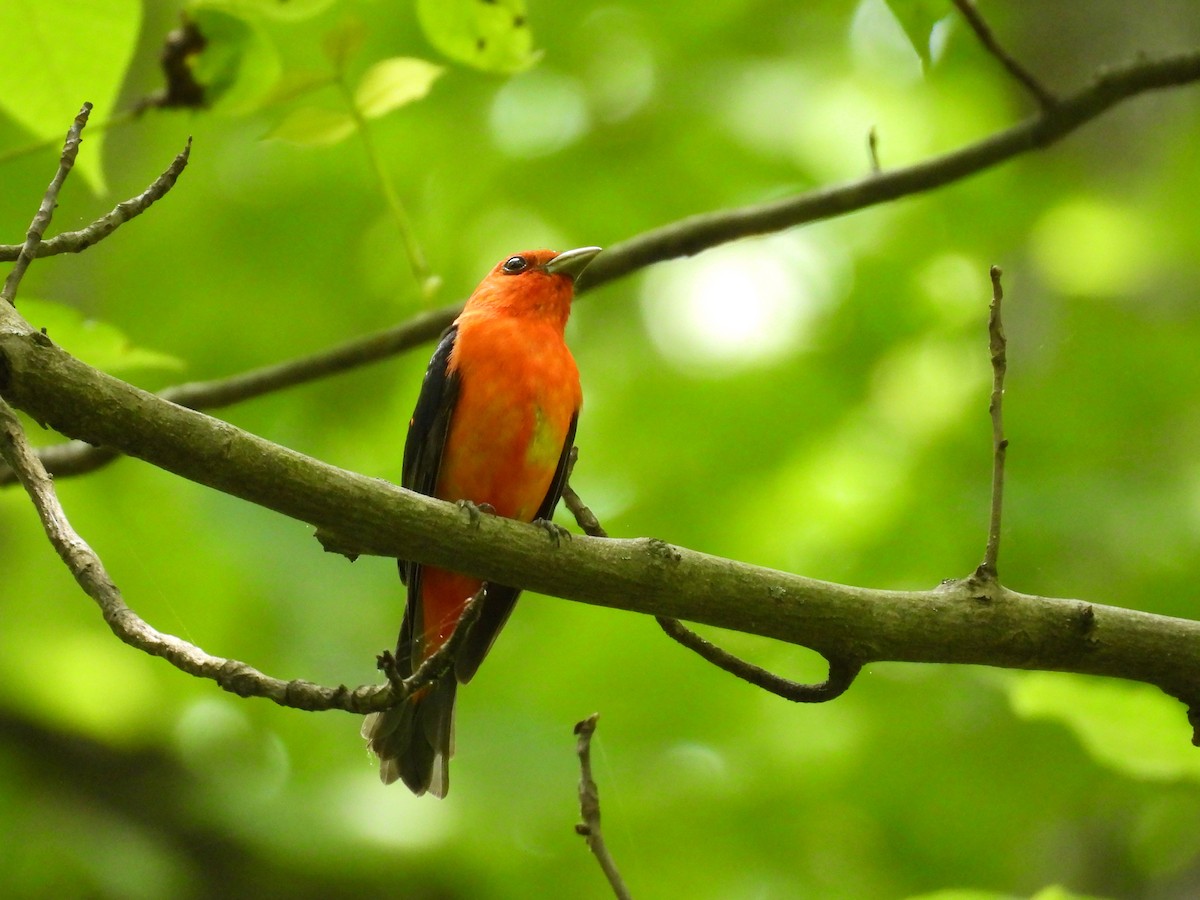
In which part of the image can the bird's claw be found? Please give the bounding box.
[534,518,572,547]
[457,499,496,528]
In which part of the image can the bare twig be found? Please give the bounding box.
[574,714,633,900]
[951,0,1057,109]
[0,133,191,265]
[0,379,473,714]
[867,126,882,174]
[380,586,485,692]
[1,104,91,305]
[564,450,860,702]
[561,449,608,539]
[655,617,861,702]
[978,265,1008,579]
[0,395,395,713]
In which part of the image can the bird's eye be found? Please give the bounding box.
[502,256,529,274]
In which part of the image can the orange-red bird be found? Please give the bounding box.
[363,246,601,797]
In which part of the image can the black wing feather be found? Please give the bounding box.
[396,325,460,676]
[454,411,579,683]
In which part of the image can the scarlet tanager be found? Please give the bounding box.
[362,246,602,797]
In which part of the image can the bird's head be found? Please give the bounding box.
[466,247,602,326]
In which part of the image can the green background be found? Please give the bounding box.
[2,1,1199,897]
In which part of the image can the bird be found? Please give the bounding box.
[362,246,602,797]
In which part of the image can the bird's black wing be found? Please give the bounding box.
[454,411,579,683]
[396,325,460,676]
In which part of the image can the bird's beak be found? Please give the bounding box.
[542,246,602,281]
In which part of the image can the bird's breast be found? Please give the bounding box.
[436,315,580,521]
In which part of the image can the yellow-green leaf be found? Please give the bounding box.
[264,107,358,146]
[354,58,445,120]
[19,299,183,375]
[1010,672,1200,782]
[416,0,538,75]
[0,0,142,193]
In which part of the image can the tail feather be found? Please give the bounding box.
[362,675,457,797]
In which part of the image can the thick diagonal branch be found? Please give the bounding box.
[3,322,1200,728]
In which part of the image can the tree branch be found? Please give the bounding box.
[2,314,1200,730]
[578,50,1200,289]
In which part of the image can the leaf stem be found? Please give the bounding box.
[337,77,438,299]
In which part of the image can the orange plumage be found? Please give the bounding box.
[362,246,600,796]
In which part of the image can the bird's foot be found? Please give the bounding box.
[457,499,496,528]
[376,650,404,689]
[534,517,572,547]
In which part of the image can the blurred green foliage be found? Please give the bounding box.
[2,1,1200,897]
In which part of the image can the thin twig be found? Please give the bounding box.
[561,449,608,539]
[0,132,190,265]
[0,395,397,713]
[951,0,1057,109]
[655,617,861,702]
[574,714,633,900]
[336,75,437,298]
[381,586,486,693]
[563,451,860,702]
[867,126,882,174]
[1,104,91,306]
[978,265,1008,579]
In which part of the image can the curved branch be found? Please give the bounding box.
[563,456,859,702]
[655,616,861,702]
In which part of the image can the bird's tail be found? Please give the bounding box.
[362,675,457,798]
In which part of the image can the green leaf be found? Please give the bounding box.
[354,58,445,120]
[1010,673,1200,782]
[883,0,948,69]
[416,0,539,74]
[19,299,183,375]
[0,0,142,193]
[189,5,283,114]
[263,106,358,146]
